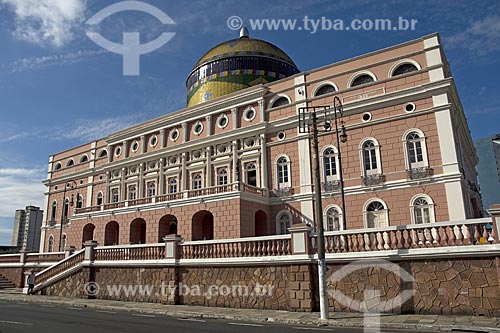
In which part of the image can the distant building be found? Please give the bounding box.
[11,206,43,251]
[475,134,500,212]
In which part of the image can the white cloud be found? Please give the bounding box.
[1,0,86,47]
[446,16,500,56]
[0,167,46,217]
[9,49,107,73]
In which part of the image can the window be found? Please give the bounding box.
[364,200,388,228]
[325,207,342,231]
[246,163,257,187]
[217,168,228,186]
[323,148,338,182]
[362,140,380,176]
[244,107,256,121]
[61,234,67,250]
[63,198,70,222]
[48,236,54,252]
[99,149,108,158]
[114,146,122,157]
[50,201,57,222]
[66,159,75,167]
[405,131,427,170]
[276,156,290,188]
[111,189,119,203]
[76,195,83,209]
[96,192,103,205]
[351,74,375,87]
[192,121,203,135]
[54,163,62,170]
[271,96,290,108]
[411,196,435,224]
[168,178,177,194]
[192,173,202,190]
[131,140,139,152]
[217,114,229,128]
[315,84,336,96]
[147,182,156,197]
[149,135,158,147]
[128,185,137,200]
[393,63,418,76]
[277,131,286,141]
[170,128,179,141]
[80,155,88,163]
[276,211,292,235]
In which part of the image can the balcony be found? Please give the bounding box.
[74,182,268,215]
[362,174,386,186]
[406,167,434,180]
[322,180,340,192]
[273,187,293,197]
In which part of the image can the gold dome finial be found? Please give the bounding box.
[240,26,249,38]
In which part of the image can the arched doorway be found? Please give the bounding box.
[158,214,178,242]
[130,218,146,244]
[255,210,268,236]
[192,210,214,241]
[104,221,119,246]
[82,223,95,244]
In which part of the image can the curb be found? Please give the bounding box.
[1,293,499,332]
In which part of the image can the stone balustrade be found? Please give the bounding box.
[34,249,85,284]
[94,243,165,261]
[0,254,21,263]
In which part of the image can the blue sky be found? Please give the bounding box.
[0,0,499,246]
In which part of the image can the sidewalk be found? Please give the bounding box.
[0,288,499,332]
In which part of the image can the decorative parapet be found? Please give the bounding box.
[406,167,434,180]
[322,180,340,192]
[273,187,293,197]
[362,174,386,186]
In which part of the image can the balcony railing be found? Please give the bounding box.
[322,180,340,192]
[407,167,434,180]
[75,182,268,215]
[273,187,293,197]
[362,174,386,186]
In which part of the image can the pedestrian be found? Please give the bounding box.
[27,270,36,295]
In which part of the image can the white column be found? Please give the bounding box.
[232,140,238,183]
[120,167,126,201]
[182,123,188,143]
[141,135,147,154]
[181,153,187,195]
[123,140,129,158]
[138,163,144,198]
[231,108,238,130]
[258,98,265,123]
[160,128,166,148]
[105,171,111,203]
[206,115,212,136]
[107,146,113,163]
[159,158,164,195]
[206,146,212,187]
[260,134,268,189]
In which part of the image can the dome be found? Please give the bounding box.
[186,28,299,107]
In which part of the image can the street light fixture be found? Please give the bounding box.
[298,96,348,320]
[58,180,78,252]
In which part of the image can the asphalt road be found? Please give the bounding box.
[0,300,438,333]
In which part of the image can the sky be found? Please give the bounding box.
[0,0,499,246]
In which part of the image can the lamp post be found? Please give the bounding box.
[299,98,348,320]
[58,180,78,252]
[332,96,348,230]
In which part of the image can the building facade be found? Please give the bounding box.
[40,31,482,252]
[474,134,500,212]
[11,206,43,251]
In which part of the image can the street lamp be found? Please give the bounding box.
[332,96,348,231]
[58,180,78,252]
[298,97,348,320]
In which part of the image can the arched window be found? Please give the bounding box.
[168,178,177,194]
[364,200,388,228]
[111,188,119,203]
[192,173,202,190]
[61,234,67,250]
[47,236,54,252]
[50,201,57,223]
[245,163,257,187]
[96,192,103,205]
[80,155,89,163]
[411,196,435,224]
[147,182,156,197]
[217,168,228,186]
[276,156,290,189]
[404,130,428,171]
[128,185,137,200]
[351,74,375,87]
[393,63,418,76]
[325,206,342,231]
[99,149,108,158]
[63,198,70,222]
[323,147,338,182]
[66,159,75,167]
[271,96,290,108]
[54,163,62,171]
[276,211,292,235]
[76,194,83,209]
[361,140,381,176]
[315,84,336,96]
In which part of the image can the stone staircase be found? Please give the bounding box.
[0,275,15,289]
